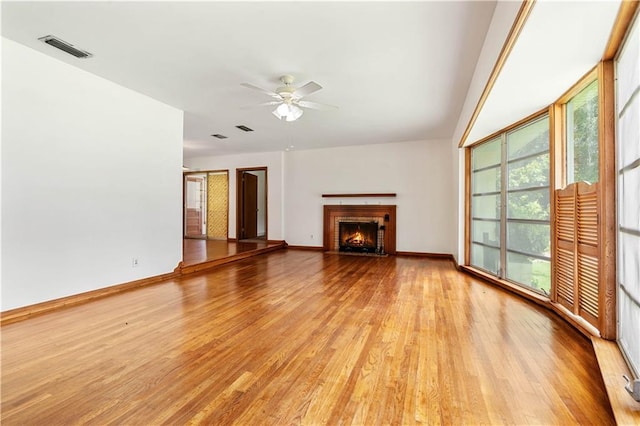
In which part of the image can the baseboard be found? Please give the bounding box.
[396,251,455,261]
[451,256,461,270]
[1,268,181,326]
[286,245,324,251]
[267,239,288,246]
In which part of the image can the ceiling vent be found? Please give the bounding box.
[38,35,93,59]
[235,125,254,132]
[211,134,228,139]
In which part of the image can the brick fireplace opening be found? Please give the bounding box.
[339,221,378,253]
[323,205,396,255]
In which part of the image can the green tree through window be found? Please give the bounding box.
[567,80,599,184]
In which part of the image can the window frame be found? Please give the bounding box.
[467,111,552,294]
[555,67,599,188]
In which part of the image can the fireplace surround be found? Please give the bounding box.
[323,205,396,254]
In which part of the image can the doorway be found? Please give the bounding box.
[236,167,267,241]
[184,174,206,238]
[183,170,229,239]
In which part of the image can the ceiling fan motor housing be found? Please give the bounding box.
[277,75,296,99]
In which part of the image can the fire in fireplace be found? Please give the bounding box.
[339,221,378,253]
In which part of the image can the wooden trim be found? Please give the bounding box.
[396,251,456,264]
[592,337,640,425]
[598,60,617,340]
[464,107,548,149]
[452,255,460,271]
[551,103,566,189]
[603,0,640,61]
[323,205,396,255]
[286,245,324,251]
[458,0,536,148]
[183,168,228,175]
[321,193,396,198]
[464,147,471,265]
[1,268,181,326]
[267,239,287,245]
[555,66,598,105]
[549,104,560,303]
[549,302,602,338]
[180,242,286,275]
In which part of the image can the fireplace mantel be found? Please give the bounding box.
[323,205,396,254]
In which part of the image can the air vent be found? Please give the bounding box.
[235,125,254,132]
[38,35,93,58]
[211,134,228,139]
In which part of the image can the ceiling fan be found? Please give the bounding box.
[241,75,337,121]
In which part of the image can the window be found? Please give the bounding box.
[470,116,551,293]
[506,118,551,292]
[616,13,640,381]
[470,138,501,275]
[566,79,599,184]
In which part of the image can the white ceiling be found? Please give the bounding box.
[464,0,622,145]
[3,1,623,158]
[1,1,497,158]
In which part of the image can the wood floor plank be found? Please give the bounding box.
[1,251,615,425]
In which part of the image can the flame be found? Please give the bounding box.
[351,232,365,245]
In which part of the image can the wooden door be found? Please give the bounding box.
[241,172,258,239]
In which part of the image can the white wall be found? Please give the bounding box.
[283,140,455,254]
[452,1,522,146]
[450,1,521,265]
[1,38,184,311]
[185,151,284,240]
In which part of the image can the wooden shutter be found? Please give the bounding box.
[553,182,600,329]
[555,185,576,311]
[576,182,599,325]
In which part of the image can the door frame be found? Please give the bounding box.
[183,169,229,240]
[236,167,268,241]
[183,173,207,239]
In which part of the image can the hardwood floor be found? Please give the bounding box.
[183,238,278,265]
[1,250,614,425]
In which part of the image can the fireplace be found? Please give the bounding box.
[339,221,378,253]
[323,205,396,255]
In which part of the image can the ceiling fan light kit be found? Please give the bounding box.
[273,102,303,121]
[242,74,337,122]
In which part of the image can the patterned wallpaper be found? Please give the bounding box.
[207,172,228,239]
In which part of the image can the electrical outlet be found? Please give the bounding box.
[132,258,139,268]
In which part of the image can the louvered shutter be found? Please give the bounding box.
[555,186,576,311]
[576,182,599,326]
[553,182,600,329]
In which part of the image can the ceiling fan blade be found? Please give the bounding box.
[292,81,322,98]
[241,82,280,98]
[240,100,282,109]
[297,100,338,110]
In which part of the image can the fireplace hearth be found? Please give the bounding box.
[339,222,378,253]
